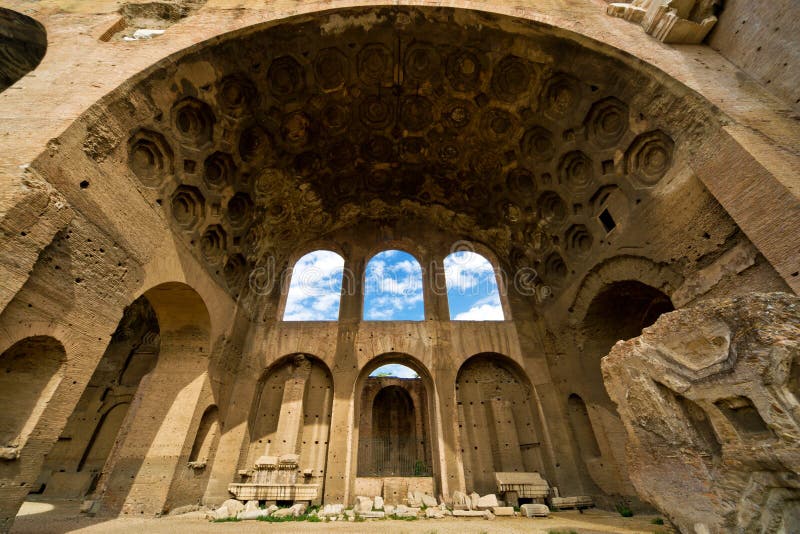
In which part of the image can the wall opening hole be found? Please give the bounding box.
[599,208,616,233]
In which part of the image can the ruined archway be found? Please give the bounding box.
[565,279,675,501]
[238,353,333,504]
[81,282,213,516]
[0,2,797,529]
[353,354,438,504]
[455,353,549,496]
[44,4,737,310]
[36,297,159,499]
[357,365,432,479]
[0,336,65,461]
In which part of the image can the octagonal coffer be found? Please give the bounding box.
[217,75,258,117]
[203,152,236,190]
[227,192,254,231]
[128,129,174,187]
[200,224,227,264]
[170,185,205,230]
[565,224,593,257]
[626,130,675,187]
[585,97,629,149]
[172,97,215,147]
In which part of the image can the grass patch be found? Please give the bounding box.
[548,530,578,534]
[390,513,418,521]
[256,513,319,522]
[211,516,240,522]
[652,517,665,525]
[615,503,634,517]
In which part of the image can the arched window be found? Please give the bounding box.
[370,364,419,378]
[444,250,504,320]
[363,250,424,321]
[283,250,345,321]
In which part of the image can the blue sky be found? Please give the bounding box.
[283,249,504,321]
[363,250,424,320]
[369,364,419,378]
[443,251,504,320]
[283,250,345,321]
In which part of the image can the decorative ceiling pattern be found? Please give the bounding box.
[114,7,683,300]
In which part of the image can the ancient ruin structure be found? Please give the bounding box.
[604,293,800,533]
[0,0,798,532]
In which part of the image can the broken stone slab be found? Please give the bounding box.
[244,500,259,513]
[550,496,593,509]
[492,506,514,516]
[237,509,272,520]
[207,498,244,520]
[606,0,719,44]
[452,490,469,507]
[477,494,498,509]
[374,495,384,510]
[320,503,344,517]
[421,494,438,507]
[469,492,480,510]
[521,503,549,517]
[453,509,489,518]
[425,507,445,519]
[222,499,245,515]
[383,504,395,515]
[359,511,385,519]
[354,496,373,513]
[393,505,420,518]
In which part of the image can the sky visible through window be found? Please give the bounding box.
[363,250,424,321]
[283,250,345,321]
[282,248,504,322]
[444,251,504,320]
[369,364,419,378]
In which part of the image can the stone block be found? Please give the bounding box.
[374,495,384,510]
[477,494,498,508]
[244,500,259,513]
[421,494,438,507]
[453,509,489,517]
[320,503,344,517]
[425,507,444,518]
[492,506,514,516]
[359,511,385,518]
[354,496,373,513]
[521,503,549,517]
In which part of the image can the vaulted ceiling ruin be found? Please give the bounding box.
[92,7,713,300]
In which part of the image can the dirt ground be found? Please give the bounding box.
[12,501,672,534]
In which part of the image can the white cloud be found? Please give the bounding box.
[364,250,424,320]
[444,252,497,293]
[454,303,504,321]
[283,250,345,321]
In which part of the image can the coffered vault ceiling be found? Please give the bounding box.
[99,7,709,301]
